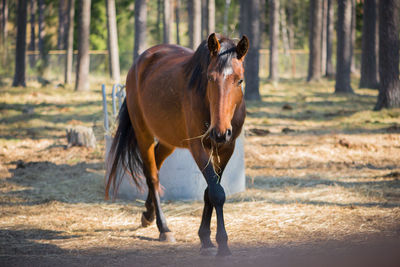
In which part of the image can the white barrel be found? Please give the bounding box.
[105,134,246,201]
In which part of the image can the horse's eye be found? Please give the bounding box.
[238,79,243,85]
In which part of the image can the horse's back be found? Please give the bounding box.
[125,44,193,147]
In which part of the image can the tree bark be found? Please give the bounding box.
[350,0,356,73]
[259,0,266,45]
[239,0,248,37]
[0,0,7,65]
[64,0,74,84]
[374,0,400,109]
[106,0,120,82]
[12,0,27,87]
[28,0,35,51]
[156,0,161,43]
[359,0,379,89]
[280,5,290,57]
[326,0,334,77]
[163,0,171,43]
[286,3,294,50]
[268,0,279,82]
[57,0,68,50]
[75,0,91,91]
[188,0,201,50]
[28,0,36,68]
[201,0,207,39]
[1,0,8,49]
[307,0,322,82]
[175,0,180,44]
[38,0,45,60]
[321,0,327,75]
[134,0,147,61]
[335,0,354,93]
[223,0,231,35]
[207,0,215,35]
[245,0,260,101]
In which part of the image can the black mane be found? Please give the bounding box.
[184,36,237,96]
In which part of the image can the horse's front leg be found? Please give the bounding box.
[191,142,234,256]
[198,186,216,255]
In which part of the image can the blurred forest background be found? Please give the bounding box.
[1,1,400,265]
[1,0,399,109]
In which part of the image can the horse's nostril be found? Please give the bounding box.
[226,129,232,137]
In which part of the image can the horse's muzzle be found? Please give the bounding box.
[210,127,232,144]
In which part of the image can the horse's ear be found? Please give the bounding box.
[208,33,220,57]
[236,35,249,60]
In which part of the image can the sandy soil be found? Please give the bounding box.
[0,79,400,266]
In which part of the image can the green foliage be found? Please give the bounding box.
[90,0,107,50]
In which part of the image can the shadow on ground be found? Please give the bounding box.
[0,229,399,267]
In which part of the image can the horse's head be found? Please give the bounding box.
[206,33,249,144]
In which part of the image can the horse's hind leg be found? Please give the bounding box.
[141,142,175,227]
[136,132,175,242]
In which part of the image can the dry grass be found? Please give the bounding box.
[0,78,400,266]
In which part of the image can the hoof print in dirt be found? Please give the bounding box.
[282,127,295,134]
[386,124,400,133]
[200,247,217,256]
[282,104,293,110]
[216,247,232,257]
[248,128,270,136]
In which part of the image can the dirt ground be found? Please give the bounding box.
[1,78,400,267]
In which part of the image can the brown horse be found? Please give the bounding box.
[106,33,249,256]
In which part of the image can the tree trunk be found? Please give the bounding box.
[280,5,290,57]
[239,0,248,37]
[286,4,294,50]
[350,0,356,73]
[1,0,8,49]
[207,0,215,35]
[321,0,327,75]
[12,0,27,87]
[28,0,36,68]
[326,0,334,77]
[259,0,266,45]
[175,0,180,44]
[134,0,147,61]
[163,0,171,43]
[335,0,353,93]
[245,0,260,101]
[106,0,120,82]
[307,0,322,82]
[374,0,400,109]
[359,0,379,89]
[156,0,161,43]
[223,0,231,35]
[268,0,279,82]
[75,0,91,91]
[38,0,45,60]
[64,0,74,84]
[57,0,68,50]
[188,0,201,50]
[201,0,206,39]
[1,0,7,65]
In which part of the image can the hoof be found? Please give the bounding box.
[159,232,176,243]
[216,246,232,257]
[200,247,217,256]
[141,212,154,227]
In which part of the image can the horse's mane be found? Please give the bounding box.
[184,35,237,96]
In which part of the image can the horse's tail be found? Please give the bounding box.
[105,99,143,200]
